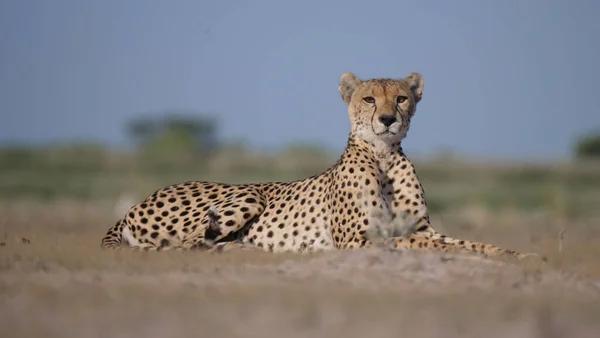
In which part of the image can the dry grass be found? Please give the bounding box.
[1,200,600,338]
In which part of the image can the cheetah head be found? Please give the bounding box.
[338,72,424,145]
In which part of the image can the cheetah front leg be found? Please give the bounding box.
[362,232,530,259]
[328,144,403,250]
[326,147,481,257]
[361,212,492,256]
[384,235,527,258]
[424,231,535,260]
[383,153,532,260]
[363,235,469,254]
[384,189,531,259]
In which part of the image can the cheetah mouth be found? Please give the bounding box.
[376,130,396,136]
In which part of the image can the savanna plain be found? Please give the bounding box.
[1,148,600,338]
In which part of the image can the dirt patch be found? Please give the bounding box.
[2,201,600,337]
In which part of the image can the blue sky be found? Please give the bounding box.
[1,0,599,160]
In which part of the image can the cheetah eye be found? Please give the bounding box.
[363,96,375,104]
[396,96,408,104]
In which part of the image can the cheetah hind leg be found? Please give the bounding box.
[101,219,160,252]
[179,206,224,250]
[202,207,260,253]
[101,219,156,251]
[180,206,261,253]
[124,207,224,252]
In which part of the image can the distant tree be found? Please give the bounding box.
[0,146,38,170]
[574,131,600,159]
[127,118,157,145]
[126,112,219,169]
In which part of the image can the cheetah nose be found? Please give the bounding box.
[378,115,397,127]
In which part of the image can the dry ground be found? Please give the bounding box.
[1,200,600,338]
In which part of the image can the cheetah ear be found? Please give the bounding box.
[339,73,362,104]
[404,72,424,103]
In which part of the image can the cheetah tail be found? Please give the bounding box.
[101,219,126,249]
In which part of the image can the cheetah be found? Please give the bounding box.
[101,72,530,259]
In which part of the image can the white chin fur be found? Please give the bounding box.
[355,126,403,144]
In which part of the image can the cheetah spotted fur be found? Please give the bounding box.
[101,72,530,259]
